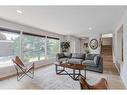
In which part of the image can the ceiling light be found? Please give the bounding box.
[88,27,92,30]
[16,10,23,14]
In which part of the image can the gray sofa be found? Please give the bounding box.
[82,54,103,73]
[56,53,103,73]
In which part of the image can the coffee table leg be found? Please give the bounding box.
[63,67,65,70]
[79,70,81,75]
[84,69,86,79]
[73,69,75,79]
[76,70,81,80]
[55,64,58,74]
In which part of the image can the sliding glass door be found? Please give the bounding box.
[22,33,46,62]
[0,28,60,67]
[47,37,60,59]
[0,31,20,67]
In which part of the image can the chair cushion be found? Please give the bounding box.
[68,58,83,64]
[71,53,85,59]
[15,56,25,67]
[82,60,97,67]
[86,54,98,60]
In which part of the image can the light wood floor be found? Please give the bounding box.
[0,55,125,89]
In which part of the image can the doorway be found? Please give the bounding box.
[115,25,123,72]
[101,33,116,74]
[101,33,113,56]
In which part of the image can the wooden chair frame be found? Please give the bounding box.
[12,56,34,81]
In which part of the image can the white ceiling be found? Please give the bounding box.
[0,6,126,38]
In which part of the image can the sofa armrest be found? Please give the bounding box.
[93,55,100,65]
[56,53,65,60]
[97,56,103,73]
[56,53,60,60]
[99,57,103,73]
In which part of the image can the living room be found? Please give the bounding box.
[0,5,127,92]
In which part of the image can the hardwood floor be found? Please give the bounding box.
[102,45,118,75]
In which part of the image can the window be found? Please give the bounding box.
[47,37,60,59]
[22,33,45,62]
[0,27,60,67]
[0,31,20,67]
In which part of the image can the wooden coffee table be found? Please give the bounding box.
[55,62,86,80]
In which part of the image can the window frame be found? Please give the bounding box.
[0,28,21,66]
[46,36,60,59]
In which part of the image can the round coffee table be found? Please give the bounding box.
[54,62,86,80]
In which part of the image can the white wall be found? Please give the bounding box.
[64,36,81,53]
[75,38,81,53]
[64,35,101,54]
[113,8,127,88]
[114,26,123,73]
[80,38,89,53]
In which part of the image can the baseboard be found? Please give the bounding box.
[0,63,52,80]
[121,74,127,89]
[114,63,120,74]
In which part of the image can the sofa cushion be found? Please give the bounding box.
[71,53,85,59]
[93,55,100,65]
[82,60,97,67]
[86,54,98,60]
[64,53,72,58]
[59,58,68,62]
[68,58,83,64]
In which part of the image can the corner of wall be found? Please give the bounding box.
[120,73,127,89]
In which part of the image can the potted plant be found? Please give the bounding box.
[85,48,90,54]
[84,43,90,55]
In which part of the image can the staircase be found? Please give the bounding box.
[101,45,112,56]
[101,45,113,63]
[101,45,118,74]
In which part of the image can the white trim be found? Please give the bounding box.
[20,31,23,59]
[114,63,120,73]
[121,74,127,89]
[45,36,47,59]
[58,40,61,53]
[0,40,13,42]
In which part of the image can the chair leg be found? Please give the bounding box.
[32,68,34,79]
[16,69,34,81]
[15,65,35,81]
[17,73,26,81]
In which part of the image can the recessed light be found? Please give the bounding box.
[16,10,23,14]
[88,27,92,30]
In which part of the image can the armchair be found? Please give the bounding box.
[12,56,34,81]
[79,75,109,89]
